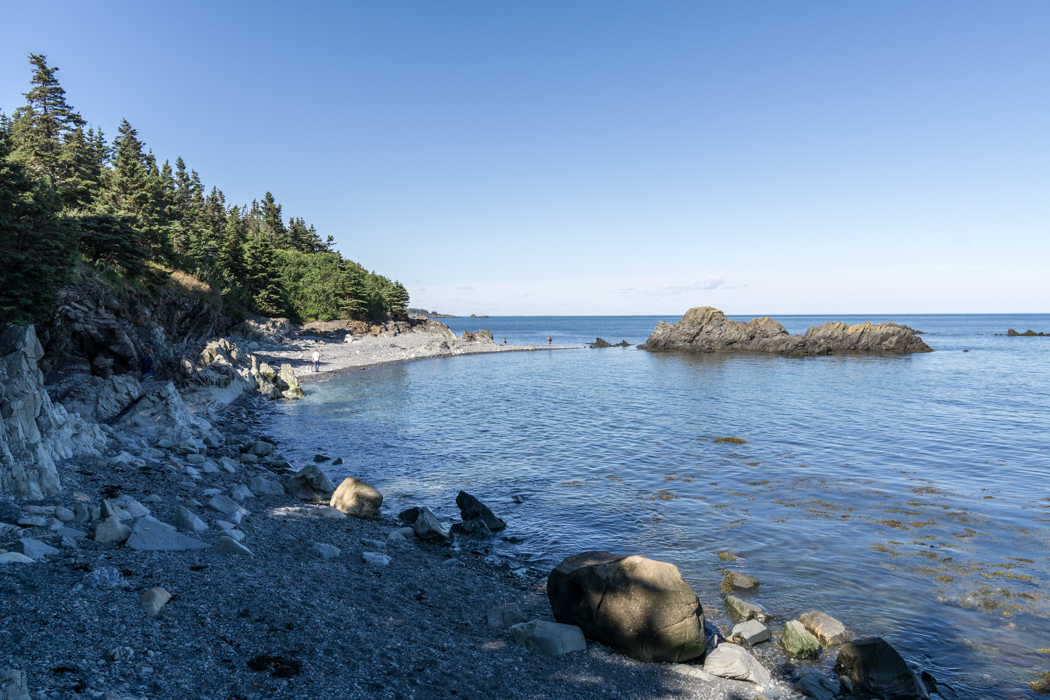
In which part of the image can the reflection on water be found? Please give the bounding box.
[270,314,1050,698]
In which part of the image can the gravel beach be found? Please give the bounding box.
[1,322,825,700]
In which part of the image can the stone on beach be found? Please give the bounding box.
[487,605,527,630]
[140,586,171,616]
[0,668,29,700]
[450,518,492,537]
[510,620,587,656]
[170,506,208,533]
[207,494,242,516]
[782,620,820,658]
[728,571,760,589]
[329,477,383,517]
[248,476,284,497]
[703,642,773,685]
[127,516,209,551]
[725,595,765,622]
[316,506,346,519]
[799,610,851,646]
[214,536,253,556]
[14,537,59,561]
[229,483,254,501]
[308,541,341,559]
[402,506,448,540]
[0,552,36,564]
[795,672,841,700]
[362,552,391,567]
[834,637,929,700]
[93,516,131,544]
[731,619,771,646]
[455,491,506,531]
[547,551,706,663]
[285,465,336,501]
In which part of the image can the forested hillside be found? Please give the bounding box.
[0,54,409,327]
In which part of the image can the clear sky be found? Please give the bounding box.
[2,1,1047,315]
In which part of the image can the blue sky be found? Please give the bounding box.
[2,1,1047,315]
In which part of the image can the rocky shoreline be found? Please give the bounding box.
[1,316,933,700]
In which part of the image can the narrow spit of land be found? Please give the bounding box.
[253,331,577,380]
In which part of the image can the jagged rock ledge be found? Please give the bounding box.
[640,307,932,356]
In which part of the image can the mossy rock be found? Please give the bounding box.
[782,620,820,658]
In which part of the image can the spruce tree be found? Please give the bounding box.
[260,191,287,248]
[385,281,410,319]
[243,232,284,315]
[217,206,246,289]
[0,133,77,325]
[57,125,103,211]
[8,54,85,190]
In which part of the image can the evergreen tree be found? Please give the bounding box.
[8,54,85,190]
[57,125,103,211]
[71,213,147,278]
[385,280,410,319]
[260,191,287,248]
[0,133,77,325]
[101,120,172,262]
[243,232,283,315]
[217,205,246,288]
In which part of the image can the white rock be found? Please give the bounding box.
[122,498,151,519]
[316,506,346,520]
[53,506,75,522]
[142,494,163,504]
[16,515,47,527]
[207,494,241,516]
[0,552,35,564]
[229,484,255,501]
[93,516,132,543]
[360,538,386,550]
[731,619,772,646]
[510,620,587,656]
[215,520,235,531]
[703,642,773,685]
[224,529,246,542]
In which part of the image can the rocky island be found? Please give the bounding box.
[640,307,932,355]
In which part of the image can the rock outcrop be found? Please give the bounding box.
[186,338,302,403]
[0,326,106,499]
[640,307,932,356]
[115,381,218,446]
[49,374,143,423]
[1005,328,1048,337]
[547,551,706,663]
[588,338,630,348]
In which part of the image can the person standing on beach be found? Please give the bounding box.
[503,338,507,345]
[547,336,552,346]
[312,349,320,372]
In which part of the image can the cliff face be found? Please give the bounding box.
[640,307,932,355]
[0,326,106,499]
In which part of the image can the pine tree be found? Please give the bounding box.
[217,205,246,289]
[0,133,77,325]
[71,213,148,278]
[243,232,284,315]
[8,54,85,190]
[101,120,172,263]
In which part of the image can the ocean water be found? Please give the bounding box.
[269,313,1050,697]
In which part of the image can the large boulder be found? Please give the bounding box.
[329,477,383,517]
[0,326,106,499]
[834,637,929,700]
[285,465,336,502]
[640,307,932,355]
[547,551,706,663]
[799,610,851,646]
[703,642,773,685]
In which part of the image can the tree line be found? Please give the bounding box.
[0,54,409,327]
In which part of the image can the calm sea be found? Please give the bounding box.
[270,313,1050,698]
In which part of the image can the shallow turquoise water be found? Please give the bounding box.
[270,314,1050,697]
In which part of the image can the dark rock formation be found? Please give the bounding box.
[1005,328,1048,337]
[284,465,336,502]
[640,307,932,356]
[834,637,929,700]
[588,338,630,348]
[455,491,506,532]
[547,551,706,663]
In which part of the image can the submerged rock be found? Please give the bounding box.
[641,307,932,355]
[834,637,929,700]
[547,551,706,663]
